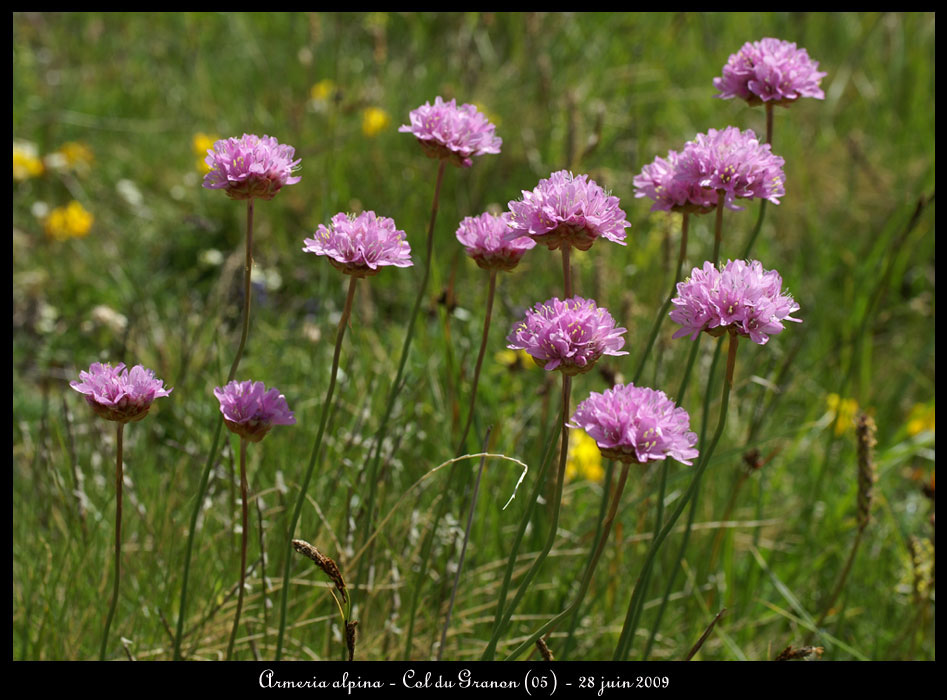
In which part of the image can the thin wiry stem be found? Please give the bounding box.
[712,191,725,264]
[99,422,124,660]
[275,274,358,660]
[173,198,256,660]
[226,438,249,660]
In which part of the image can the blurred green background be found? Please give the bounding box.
[13,12,934,661]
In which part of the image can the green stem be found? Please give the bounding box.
[504,462,630,660]
[173,198,255,660]
[480,405,563,661]
[482,373,572,659]
[712,192,725,264]
[275,273,359,660]
[99,422,124,660]
[633,213,689,385]
[457,270,498,454]
[226,438,249,660]
[613,332,738,660]
[811,527,866,639]
[765,102,774,147]
[562,245,573,298]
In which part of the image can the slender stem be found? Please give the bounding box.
[437,427,492,660]
[226,438,249,660]
[173,198,256,660]
[275,274,358,660]
[562,245,573,298]
[457,270,498,454]
[401,267,499,658]
[812,527,865,638]
[480,405,563,661]
[99,422,124,660]
[613,332,738,660]
[765,102,774,146]
[633,213,689,385]
[482,373,572,659]
[504,463,631,660]
[712,192,725,265]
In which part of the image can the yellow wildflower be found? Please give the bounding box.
[13,141,44,180]
[58,141,94,170]
[310,79,336,102]
[826,393,859,436]
[193,132,218,174]
[906,402,935,436]
[495,348,535,371]
[566,429,605,483]
[361,106,391,138]
[44,201,93,241]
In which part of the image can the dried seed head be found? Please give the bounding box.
[345,620,359,662]
[536,636,555,661]
[855,413,877,531]
[774,644,824,661]
[292,538,347,604]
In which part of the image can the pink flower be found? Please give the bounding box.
[715,38,827,106]
[676,127,786,211]
[70,362,172,423]
[670,259,802,345]
[213,380,296,443]
[399,97,501,167]
[303,211,413,277]
[507,296,628,375]
[455,212,535,271]
[202,134,301,200]
[634,149,718,214]
[569,383,699,466]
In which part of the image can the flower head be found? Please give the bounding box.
[214,380,296,443]
[362,107,391,138]
[714,38,827,106]
[634,149,718,214]
[506,170,630,251]
[202,133,301,200]
[455,212,535,271]
[670,259,801,345]
[566,429,606,483]
[676,127,785,210]
[399,96,501,167]
[71,362,172,423]
[13,140,45,180]
[507,296,628,375]
[44,200,93,241]
[193,133,219,174]
[569,383,699,466]
[303,211,413,277]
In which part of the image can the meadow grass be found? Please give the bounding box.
[13,12,934,661]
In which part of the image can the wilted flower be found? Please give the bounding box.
[568,383,699,466]
[399,96,501,167]
[362,107,391,137]
[71,362,172,423]
[714,38,827,106]
[44,200,93,241]
[507,170,630,251]
[214,380,295,443]
[455,212,535,271]
[202,133,301,200]
[676,127,786,210]
[507,296,628,375]
[303,210,413,277]
[13,140,45,180]
[670,259,801,345]
[566,429,606,482]
[633,149,717,214]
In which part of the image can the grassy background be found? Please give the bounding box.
[12,11,935,661]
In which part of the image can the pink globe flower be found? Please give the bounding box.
[202,133,301,200]
[634,149,718,214]
[670,259,802,345]
[399,96,502,168]
[506,170,630,251]
[569,383,699,466]
[303,211,413,277]
[455,212,535,272]
[213,380,296,443]
[507,296,628,375]
[676,127,786,211]
[714,38,827,107]
[71,362,172,423]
